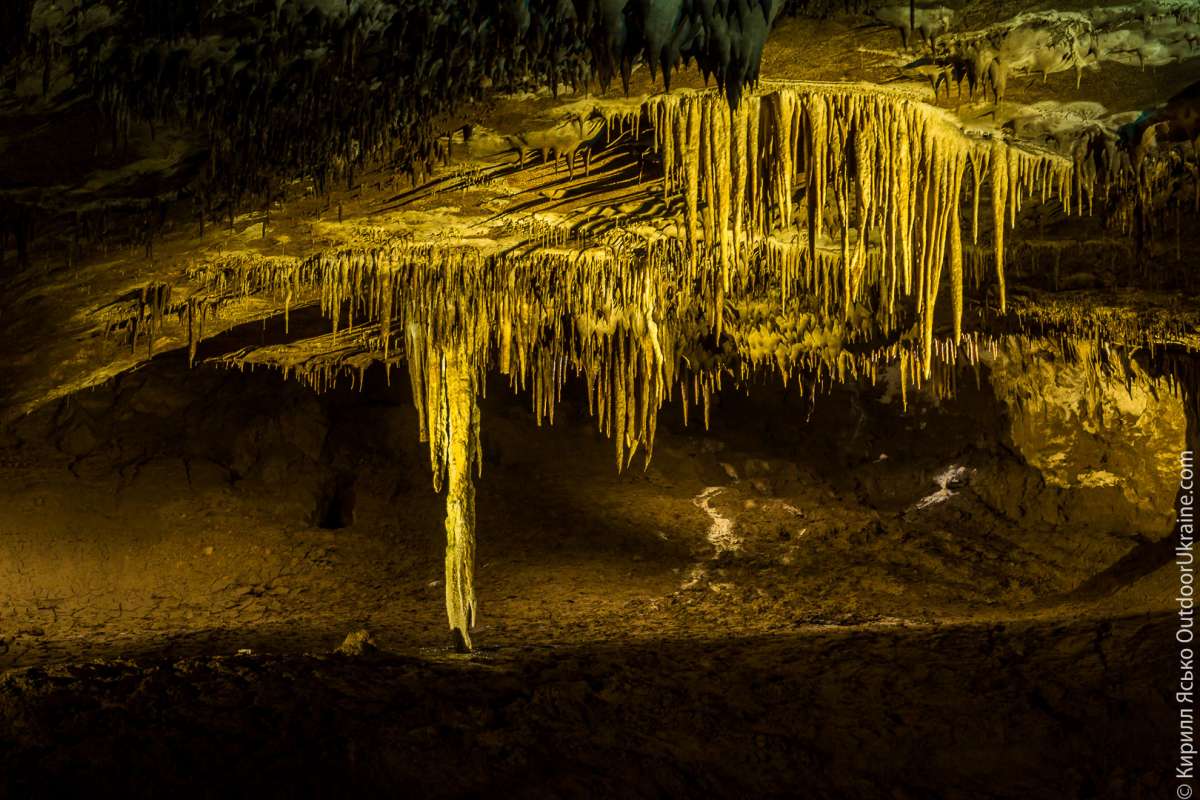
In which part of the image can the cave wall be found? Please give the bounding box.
[984,339,1185,538]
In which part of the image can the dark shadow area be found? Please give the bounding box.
[313,472,357,529]
[1070,528,1182,600]
[0,613,1174,800]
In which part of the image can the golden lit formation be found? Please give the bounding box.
[157,83,1162,645]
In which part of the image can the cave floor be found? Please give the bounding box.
[0,359,1179,797]
[1,613,1172,799]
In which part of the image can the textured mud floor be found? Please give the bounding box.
[0,614,1173,799]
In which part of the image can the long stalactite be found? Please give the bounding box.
[644,82,1075,377]
[438,341,480,652]
[408,312,485,650]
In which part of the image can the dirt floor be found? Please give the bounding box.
[0,615,1173,799]
[0,350,1182,798]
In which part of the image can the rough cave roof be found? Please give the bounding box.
[1,0,1198,443]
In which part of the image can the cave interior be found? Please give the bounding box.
[0,0,1198,797]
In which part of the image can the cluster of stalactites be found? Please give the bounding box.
[753,233,994,326]
[1007,294,1200,356]
[194,240,684,470]
[188,207,1060,472]
[583,0,787,105]
[644,84,1076,377]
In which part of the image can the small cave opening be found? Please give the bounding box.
[313,473,357,529]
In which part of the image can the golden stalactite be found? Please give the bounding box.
[644,83,1075,362]
[181,82,1098,533]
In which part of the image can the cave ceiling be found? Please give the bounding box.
[1,0,1198,436]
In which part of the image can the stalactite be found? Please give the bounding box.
[645,83,1074,372]
[990,142,1009,313]
[950,178,965,344]
[438,342,480,652]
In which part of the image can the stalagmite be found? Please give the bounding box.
[439,343,480,652]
